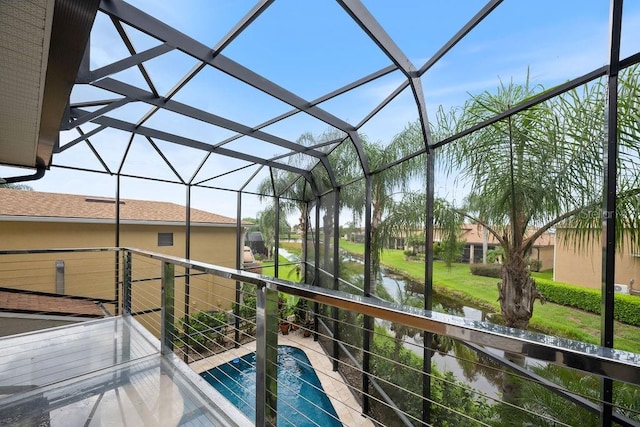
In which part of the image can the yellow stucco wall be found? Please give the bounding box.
[0,221,239,332]
[554,231,640,291]
[532,246,554,271]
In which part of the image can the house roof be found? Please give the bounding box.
[460,223,555,247]
[0,290,105,318]
[0,188,236,226]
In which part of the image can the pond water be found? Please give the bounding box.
[278,249,536,400]
[278,248,297,262]
[378,269,504,399]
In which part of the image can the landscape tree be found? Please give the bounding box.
[383,191,465,270]
[256,207,276,260]
[332,129,425,296]
[257,130,343,279]
[256,205,290,260]
[398,66,640,329]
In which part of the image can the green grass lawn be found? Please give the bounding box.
[531,269,554,280]
[338,239,640,353]
[260,255,301,281]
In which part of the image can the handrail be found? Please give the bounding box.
[4,246,640,386]
[0,247,118,255]
[124,247,640,386]
[5,247,640,426]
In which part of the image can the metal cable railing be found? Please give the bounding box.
[1,247,639,426]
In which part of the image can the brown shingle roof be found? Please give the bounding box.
[0,188,235,225]
[0,290,105,318]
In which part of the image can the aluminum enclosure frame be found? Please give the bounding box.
[1,0,639,425]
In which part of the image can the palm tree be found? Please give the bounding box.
[257,130,342,280]
[504,364,640,425]
[410,66,640,329]
[384,192,466,270]
[335,128,425,296]
[256,206,276,260]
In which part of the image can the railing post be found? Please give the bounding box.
[601,1,623,425]
[114,252,120,316]
[423,150,435,425]
[275,196,280,278]
[161,261,175,355]
[235,191,242,349]
[313,199,321,341]
[123,251,132,315]
[255,283,278,427]
[332,188,340,371]
[184,184,192,363]
[362,175,373,415]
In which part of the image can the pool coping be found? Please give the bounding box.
[190,330,374,427]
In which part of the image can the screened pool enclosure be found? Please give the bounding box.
[1,0,640,425]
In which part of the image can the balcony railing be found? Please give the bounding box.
[1,247,639,426]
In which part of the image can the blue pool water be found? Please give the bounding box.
[200,346,341,427]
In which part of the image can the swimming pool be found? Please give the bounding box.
[200,346,341,427]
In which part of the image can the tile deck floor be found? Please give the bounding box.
[190,329,375,427]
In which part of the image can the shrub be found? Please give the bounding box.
[232,291,257,334]
[404,249,416,257]
[535,278,640,326]
[179,310,228,350]
[369,326,496,425]
[528,259,542,272]
[470,263,502,278]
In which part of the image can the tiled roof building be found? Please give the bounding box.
[0,188,235,225]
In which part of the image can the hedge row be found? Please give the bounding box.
[469,263,502,278]
[535,278,640,327]
[470,265,640,326]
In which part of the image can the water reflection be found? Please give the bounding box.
[377,269,504,399]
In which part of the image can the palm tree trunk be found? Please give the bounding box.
[370,202,383,296]
[300,207,307,282]
[482,226,488,264]
[497,252,541,329]
[323,212,332,271]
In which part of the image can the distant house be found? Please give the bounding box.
[0,188,240,332]
[350,222,555,270]
[433,223,555,270]
[554,228,639,293]
[455,223,500,264]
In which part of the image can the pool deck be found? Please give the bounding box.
[191,330,374,427]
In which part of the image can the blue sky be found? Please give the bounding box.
[3,0,639,223]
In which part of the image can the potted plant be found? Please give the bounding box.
[278,294,299,335]
[302,317,313,337]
